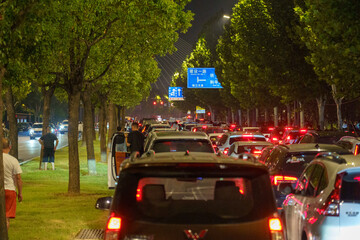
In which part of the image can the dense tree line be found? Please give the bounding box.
[174,0,360,130]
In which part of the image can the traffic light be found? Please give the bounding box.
[207,112,211,116]
[153,101,157,105]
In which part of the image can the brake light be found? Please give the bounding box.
[253,150,262,156]
[272,175,298,185]
[107,217,121,230]
[287,136,291,140]
[300,129,307,133]
[272,137,278,142]
[354,176,360,181]
[136,188,142,201]
[268,127,275,131]
[243,134,253,137]
[202,125,207,129]
[193,128,197,132]
[231,124,236,128]
[223,148,229,155]
[285,127,293,130]
[317,173,343,216]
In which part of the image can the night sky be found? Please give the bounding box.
[151,0,238,96]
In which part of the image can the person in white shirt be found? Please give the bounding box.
[2,138,23,229]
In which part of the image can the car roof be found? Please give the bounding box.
[313,154,360,173]
[282,143,350,153]
[226,131,264,136]
[149,123,170,127]
[232,141,273,146]
[124,152,267,170]
[151,131,209,139]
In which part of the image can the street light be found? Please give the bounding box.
[223,15,230,19]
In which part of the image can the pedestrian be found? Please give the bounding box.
[2,138,23,229]
[38,126,59,170]
[126,122,145,157]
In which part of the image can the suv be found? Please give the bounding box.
[144,131,214,154]
[96,152,285,240]
[29,122,43,139]
[217,132,266,155]
[263,143,350,208]
[283,153,360,240]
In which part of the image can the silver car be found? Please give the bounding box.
[282,153,360,240]
[217,132,267,155]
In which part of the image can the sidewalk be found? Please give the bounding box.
[9,140,113,240]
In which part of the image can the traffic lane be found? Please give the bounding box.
[18,133,68,162]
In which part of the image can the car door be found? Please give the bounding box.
[285,164,315,240]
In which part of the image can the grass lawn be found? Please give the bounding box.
[9,139,113,240]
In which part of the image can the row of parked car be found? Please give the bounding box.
[100,122,360,240]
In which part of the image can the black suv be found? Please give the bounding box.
[96,152,285,240]
[263,143,350,208]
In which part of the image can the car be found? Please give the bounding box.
[282,153,360,240]
[242,126,261,133]
[295,131,355,144]
[96,152,285,240]
[337,136,360,155]
[281,129,315,145]
[144,123,171,137]
[29,122,43,139]
[228,141,274,159]
[144,131,215,154]
[217,132,267,155]
[263,143,351,208]
[17,122,31,136]
[59,119,69,134]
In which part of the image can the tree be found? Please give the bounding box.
[294,0,360,129]
[35,0,193,193]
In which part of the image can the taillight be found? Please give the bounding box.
[272,137,278,142]
[286,136,291,140]
[223,148,229,155]
[105,215,122,240]
[300,129,307,133]
[136,188,142,201]
[193,128,197,132]
[268,127,275,131]
[271,175,298,185]
[252,150,262,156]
[269,215,285,240]
[317,173,343,216]
[243,134,253,137]
[354,144,359,156]
[231,124,236,128]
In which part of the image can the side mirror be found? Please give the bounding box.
[95,197,112,210]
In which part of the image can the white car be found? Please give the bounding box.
[228,141,273,159]
[282,153,360,240]
[337,136,360,155]
[217,132,267,155]
[29,122,43,139]
[59,120,69,134]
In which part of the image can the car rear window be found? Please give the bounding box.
[33,124,43,128]
[237,145,269,154]
[230,136,266,145]
[152,139,214,153]
[115,170,275,224]
[341,172,360,202]
[282,153,318,177]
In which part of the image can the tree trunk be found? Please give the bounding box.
[246,109,250,126]
[82,89,96,175]
[5,87,18,159]
[120,106,125,129]
[264,108,269,123]
[231,109,235,124]
[255,108,259,126]
[68,90,81,194]
[299,101,305,128]
[99,98,107,162]
[274,107,279,127]
[92,105,96,140]
[331,84,343,130]
[107,102,116,157]
[238,109,242,126]
[0,67,9,239]
[286,104,291,126]
[316,95,327,130]
[40,85,55,169]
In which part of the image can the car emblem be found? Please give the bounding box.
[184,229,208,240]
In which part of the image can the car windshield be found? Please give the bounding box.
[33,124,43,128]
[114,169,275,224]
[152,139,214,153]
[229,136,266,145]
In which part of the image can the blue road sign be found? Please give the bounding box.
[187,68,223,89]
[169,87,184,100]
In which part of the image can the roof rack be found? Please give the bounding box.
[315,152,346,164]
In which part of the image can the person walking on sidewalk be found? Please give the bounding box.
[2,138,23,229]
[39,126,59,170]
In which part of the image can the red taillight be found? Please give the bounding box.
[317,173,343,216]
[286,136,291,140]
[272,175,298,185]
[300,129,307,133]
[268,127,275,131]
[285,127,293,130]
[272,137,278,142]
[202,125,207,129]
[354,145,359,156]
[354,176,360,181]
[223,148,229,155]
[243,134,253,137]
[136,188,142,201]
[107,217,122,230]
[231,124,236,128]
[193,128,197,132]
[253,150,262,156]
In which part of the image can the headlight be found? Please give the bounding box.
[60,125,64,130]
